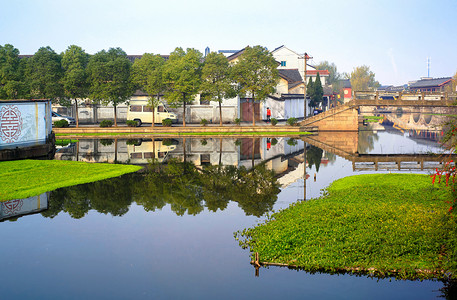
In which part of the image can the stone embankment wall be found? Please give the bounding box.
[300,105,359,131]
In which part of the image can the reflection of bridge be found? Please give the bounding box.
[300,92,457,131]
[302,132,451,172]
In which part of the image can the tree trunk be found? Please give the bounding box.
[219,99,223,126]
[153,137,156,160]
[114,104,117,127]
[183,95,186,127]
[252,93,256,126]
[75,99,79,128]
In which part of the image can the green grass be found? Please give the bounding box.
[56,131,313,137]
[236,174,457,280]
[363,116,384,122]
[0,160,142,201]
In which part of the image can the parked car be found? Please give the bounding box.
[52,111,76,125]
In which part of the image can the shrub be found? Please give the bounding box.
[53,119,69,128]
[100,120,113,127]
[126,139,141,145]
[287,138,298,146]
[271,138,278,146]
[286,117,298,126]
[200,119,208,126]
[271,118,278,126]
[234,118,241,126]
[162,118,172,127]
[235,139,242,146]
[162,139,173,146]
[200,139,208,146]
[126,120,138,127]
[100,139,114,146]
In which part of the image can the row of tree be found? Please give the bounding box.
[0,44,279,127]
[43,159,281,219]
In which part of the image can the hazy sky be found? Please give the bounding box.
[1,0,456,85]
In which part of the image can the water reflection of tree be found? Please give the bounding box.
[135,159,281,217]
[45,159,281,219]
[307,145,324,172]
[44,174,135,219]
[358,131,379,154]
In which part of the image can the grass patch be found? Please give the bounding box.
[364,116,384,123]
[56,139,78,146]
[236,173,457,280]
[0,160,142,201]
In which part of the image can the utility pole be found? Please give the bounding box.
[302,53,312,119]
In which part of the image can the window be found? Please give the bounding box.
[144,152,154,158]
[130,105,142,112]
[157,106,164,112]
[280,61,286,67]
[143,106,153,112]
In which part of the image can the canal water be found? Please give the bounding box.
[1,126,453,299]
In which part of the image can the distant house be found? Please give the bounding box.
[409,77,453,92]
[339,79,352,103]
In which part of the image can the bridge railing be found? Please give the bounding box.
[353,91,457,106]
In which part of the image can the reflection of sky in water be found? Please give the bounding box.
[0,131,448,299]
[362,130,443,154]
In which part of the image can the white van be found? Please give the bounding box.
[127,99,178,126]
[127,138,178,164]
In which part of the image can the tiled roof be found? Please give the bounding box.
[306,70,330,76]
[409,77,452,88]
[278,69,303,84]
[227,47,248,62]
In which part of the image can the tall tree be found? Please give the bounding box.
[310,72,323,110]
[87,47,134,126]
[0,44,28,99]
[61,45,90,127]
[307,77,314,102]
[200,52,236,126]
[163,47,203,127]
[350,65,380,92]
[232,46,279,126]
[131,53,166,127]
[26,46,63,101]
[315,61,341,86]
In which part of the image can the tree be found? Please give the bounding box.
[0,44,29,99]
[310,72,323,110]
[163,47,203,127]
[307,76,314,102]
[87,47,134,126]
[316,60,341,91]
[350,65,380,92]
[232,46,279,126]
[131,53,166,127]
[200,52,236,126]
[61,45,90,127]
[25,46,63,101]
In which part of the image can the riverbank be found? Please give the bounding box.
[236,173,457,280]
[53,124,316,138]
[0,160,142,201]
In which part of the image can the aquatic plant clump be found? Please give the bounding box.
[0,160,142,201]
[236,173,457,280]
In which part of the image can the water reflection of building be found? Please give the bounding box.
[1,193,49,221]
[55,137,305,169]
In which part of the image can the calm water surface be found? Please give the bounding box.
[1,126,452,299]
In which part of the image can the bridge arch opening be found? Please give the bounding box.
[412,113,421,123]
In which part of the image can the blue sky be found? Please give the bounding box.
[1,0,456,85]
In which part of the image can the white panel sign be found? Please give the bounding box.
[0,101,50,149]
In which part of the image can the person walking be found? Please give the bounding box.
[266,107,271,123]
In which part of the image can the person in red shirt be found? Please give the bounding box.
[266,107,271,122]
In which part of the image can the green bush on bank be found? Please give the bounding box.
[53,119,69,128]
[236,173,457,280]
[100,120,113,127]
